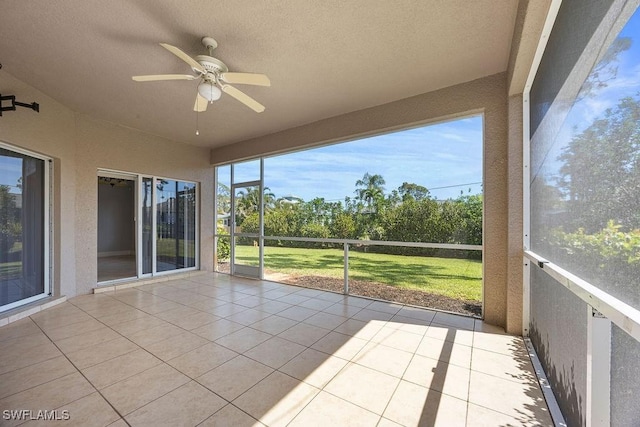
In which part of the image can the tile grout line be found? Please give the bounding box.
[375,316,435,423]
[289,306,421,420]
[99,282,302,377]
[65,292,252,423]
[95,282,300,398]
[188,289,385,423]
[465,324,476,426]
[465,323,552,424]
[0,327,75,402]
[200,402,262,426]
[19,275,524,426]
[225,368,328,426]
[29,314,132,427]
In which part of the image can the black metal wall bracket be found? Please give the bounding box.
[0,94,40,116]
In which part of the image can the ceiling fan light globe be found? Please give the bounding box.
[197,82,222,102]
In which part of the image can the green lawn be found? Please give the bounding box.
[156,238,196,258]
[234,246,482,301]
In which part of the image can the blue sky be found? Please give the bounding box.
[534,8,640,183]
[227,116,484,202]
[565,9,640,129]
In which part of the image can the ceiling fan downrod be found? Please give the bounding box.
[202,37,218,57]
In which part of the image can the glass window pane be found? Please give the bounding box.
[141,177,153,274]
[156,179,197,272]
[156,179,177,272]
[232,159,260,184]
[215,235,230,273]
[233,237,260,278]
[216,165,230,234]
[0,147,45,307]
[179,182,196,268]
[233,237,259,267]
[234,185,260,235]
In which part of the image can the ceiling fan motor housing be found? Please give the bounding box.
[195,55,228,81]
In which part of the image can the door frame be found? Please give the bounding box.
[137,175,154,279]
[231,180,263,279]
[0,141,51,313]
[96,170,138,284]
[152,175,200,276]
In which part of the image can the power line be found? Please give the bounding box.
[320,181,482,202]
[427,181,482,191]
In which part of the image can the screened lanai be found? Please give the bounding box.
[1,0,639,425]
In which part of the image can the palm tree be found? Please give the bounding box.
[235,186,276,220]
[263,187,276,210]
[355,173,386,212]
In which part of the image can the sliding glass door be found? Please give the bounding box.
[155,179,196,272]
[98,170,198,283]
[0,144,49,311]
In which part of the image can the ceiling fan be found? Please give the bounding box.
[132,37,270,113]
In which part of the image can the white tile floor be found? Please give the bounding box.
[0,273,553,426]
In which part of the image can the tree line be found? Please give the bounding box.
[217,173,482,259]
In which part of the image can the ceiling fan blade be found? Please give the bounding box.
[194,93,208,112]
[132,74,197,82]
[159,43,205,74]
[221,85,265,113]
[219,72,271,87]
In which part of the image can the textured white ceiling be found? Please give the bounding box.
[0,0,518,147]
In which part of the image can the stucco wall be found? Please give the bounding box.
[210,73,513,330]
[507,94,524,335]
[0,71,214,298]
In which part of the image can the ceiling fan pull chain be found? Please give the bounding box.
[195,96,200,136]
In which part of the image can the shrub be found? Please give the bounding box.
[330,213,357,239]
[300,223,330,248]
[549,220,640,265]
[547,220,640,306]
[216,225,230,261]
